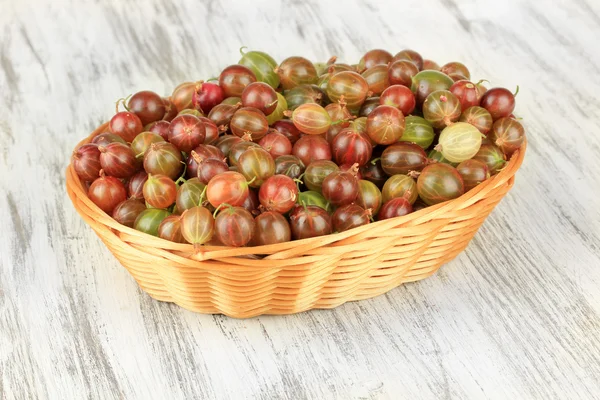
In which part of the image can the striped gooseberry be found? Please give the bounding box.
[489,117,525,156]
[230,107,269,141]
[134,209,171,236]
[327,71,370,110]
[214,206,255,247]
[287,103,331,135]
[399,116,435,149]
[436,122,483,163]
[456,159,490,191]
[382,174,418,204]
[381,142,429,175]
[459,106,493,135]
[423,90,462,129]
[332,204,371,232]
[112,198,146,227]
[180,206,215,247]
[275,56,318,90]
[377,197,413,220]
[366,105,405,145]
[417,163,465,205]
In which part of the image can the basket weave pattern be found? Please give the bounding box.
[66,123,526,318]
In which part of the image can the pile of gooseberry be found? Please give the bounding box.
[72,48,525,248]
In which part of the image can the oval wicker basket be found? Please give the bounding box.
[66,122,526,318]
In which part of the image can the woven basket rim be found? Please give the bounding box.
[66,122,526,262]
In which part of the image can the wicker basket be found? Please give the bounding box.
[66,122,526,318]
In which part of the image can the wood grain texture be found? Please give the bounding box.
[1,0,599,398]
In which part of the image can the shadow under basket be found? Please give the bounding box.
[66,122,526,318]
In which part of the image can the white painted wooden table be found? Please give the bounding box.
[1,0,599,398]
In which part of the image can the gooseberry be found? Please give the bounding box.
[366,105,405,145]
[275,56,318,89]
[411,70,454,106]
[377,197,413,220]
[387,60,419,87]
[72,144,101,182]
[180,206,215,246]
[219,64,257,97]
[230,107,269,141]
[237,147,275,187]
[241,82,278,115]
[274,155,305,180]
[417,163,465,205]
[489,117,525,155]
[127,90,166,125]
[422,90,461,129]
[356,179,382,215]
[258,175,299,213]
[158,215,186,243]
[252,211,291,246]
[358,49,393,71]
[206,171,250,207]
[143,174,177,209]
[289,206,332,240]
[332,129,372,166]
[480,87,516,120]
[327,71,369,110]
[459,106,493,135]
[134,208,171,236]
[88,171,127,214]
[176,178,206,212]
[456,159,490,191]
[112,198,146,228]
[382,174,418,204]
[321,170,359,206]
[98,142,138,178]
[292,135,332,166]
[238,49,280,88]
[215,206,255,247]
[436,122,483,163]
[304,160,339,192]
[259,132,293,158]
[143,142,183,180]
[392,49,424,70]
[379,85,416,116]
[109,111,143,142]
[381,142,429,175]
[399,116,435,149]
[332,204,371,232]
[192,82,224,114]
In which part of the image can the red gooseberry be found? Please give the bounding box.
[112,198,147,227]
[72,144,101,182]
[214,206,255,247]
[88,170,127,214]
[109,111,143,142]
[127,90,166,126]
[98,142,138,178]
[192,82,224,114]
[206,171,250,208]
[379,85,416,116]
[289,206,333,240]
[377,197,413,220]
[143,174,177,209]
[258,175,299,213]
[252,211,291,246]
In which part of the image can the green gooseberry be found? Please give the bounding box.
[134,208,171,236]
[298,190,332,213]
[238,48,280,89]
[399,116,435,149]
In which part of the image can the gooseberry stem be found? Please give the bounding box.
[115,94,132,113]
[175,176,187,185]
[198,185,207,205]
[213,202,233,218]
[239,46,248,56]
[370,157,381,165]
[513,85,520,97]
